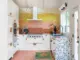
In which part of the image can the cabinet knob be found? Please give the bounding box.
[77,36,79,38]
[77,41,79,43]
[72,34,74,37]
[50,40,52,42]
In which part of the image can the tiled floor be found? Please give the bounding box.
[11,50,55,60]
[11,51,36,60]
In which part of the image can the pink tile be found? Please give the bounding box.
[11,50,36,60]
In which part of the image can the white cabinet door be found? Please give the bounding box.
[51,40,56,52]
[17,34,50,50]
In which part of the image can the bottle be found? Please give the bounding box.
[54,25,57,34]
[13,20,17,36]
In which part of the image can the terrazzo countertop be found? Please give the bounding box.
[50,34,72,60]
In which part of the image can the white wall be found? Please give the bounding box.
[60,0,80,10]
[68,0,80,9]
[59,0,80,9]
[63,0,80,60]
[68,1,80,60]
[8,0,19,43]
[60,0,80,60]
[78,6,80,60]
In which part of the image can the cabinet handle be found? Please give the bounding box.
[32,43,42,46]
[50,40,52,42]
[72,34,74,37]
[33,43,37,45]
[77,36,79,38]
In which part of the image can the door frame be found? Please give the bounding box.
[72,5,80,60]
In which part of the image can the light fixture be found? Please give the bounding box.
[59,2,68,11]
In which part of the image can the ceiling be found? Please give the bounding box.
[13,0,63,8]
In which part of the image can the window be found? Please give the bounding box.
[60,11,70,33]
